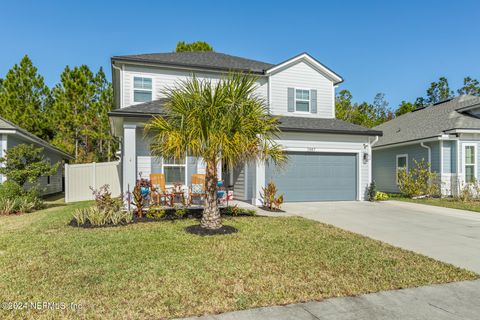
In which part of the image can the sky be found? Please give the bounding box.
[0,0,479,109]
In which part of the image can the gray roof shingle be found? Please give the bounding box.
[109,99,382,136]
[277,116,382,136]
[0,117,72,159]
[112,51,274,74]
[374,95,480,147]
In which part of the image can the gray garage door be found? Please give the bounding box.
[265,152,357,202]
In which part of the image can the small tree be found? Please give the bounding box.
[0,144,60,187]
[367,180,377,201]
[145,74,285,229]
[397,159,439,198]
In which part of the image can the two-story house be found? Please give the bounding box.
[108,51,382,204]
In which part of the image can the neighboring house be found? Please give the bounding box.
[0,117,72,195]
[109,51,382,203]
[372,95,480,196]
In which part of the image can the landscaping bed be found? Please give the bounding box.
[0,201,477,319]
[69,206,257,229]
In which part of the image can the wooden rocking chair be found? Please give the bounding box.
[188,174,207,206]
[150,173,171,206]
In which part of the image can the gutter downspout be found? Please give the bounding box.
[420,142,432,172]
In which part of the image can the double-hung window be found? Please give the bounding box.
[396,154,408,184]
[295,89,310,112]
[133,76,152,103]
[163,157,186,185]
[464,145,476,183]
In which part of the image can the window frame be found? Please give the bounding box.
[294,88,311,113]
[162,157,187,187]
[132,76,153,104]
[463,143,477,183]
[396,154,408,185]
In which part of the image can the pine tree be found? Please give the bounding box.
[0,55,52,140]
[50,65,117,163]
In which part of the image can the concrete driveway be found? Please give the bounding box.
[281,200,480,273]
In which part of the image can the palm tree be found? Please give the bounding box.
[145,73,285,230]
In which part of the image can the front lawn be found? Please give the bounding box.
[0,202,477,319]
[395,197,480,213]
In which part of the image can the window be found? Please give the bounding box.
[295,89,310,112]
[47,175,51,185]
[464,145,476,183]
[163,157,186,185]
[396,154,408,184]
[133,76,152,103]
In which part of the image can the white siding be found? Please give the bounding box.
[122,65,267,109]
[269,61,334,118]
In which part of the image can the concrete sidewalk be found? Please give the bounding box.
[181,280,480,320]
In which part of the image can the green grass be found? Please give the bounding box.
[0,202,477,319]
[394,197,480,213]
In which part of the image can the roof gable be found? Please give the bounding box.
[265,53,343,84]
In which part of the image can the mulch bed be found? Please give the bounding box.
[69,207,256,229]
[260,206,285,212]
[185,224,238,236]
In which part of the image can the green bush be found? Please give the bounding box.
[0,180,24,200]
[375,192,389,201]
[174,206,187,218]
[0,180,44,215]
[397,159,439,198]
[146,207,166,219]
[367,181,377,201]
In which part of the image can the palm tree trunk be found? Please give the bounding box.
[201,159,222,229]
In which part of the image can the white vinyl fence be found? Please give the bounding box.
[65,161,121,203]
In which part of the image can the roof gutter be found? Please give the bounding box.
[373,134,458,150]
[111,57,267,76]
[278,127,383,137]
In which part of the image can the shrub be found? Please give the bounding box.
[174,206,187,218]
[456,179,480,202]
[0,198,18,215]
[90,185,123,212]
[397,159,439,198]
[367,181,377,201]
[222,205,256,216]
[261,181,284,210]
[0,180,24,200]
[375,192,389,201]
[0,180,43,214]
[72,206,133,227]
[146,207,166,219]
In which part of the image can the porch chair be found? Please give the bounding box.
[150,173,171,206]
[188,174,207,206]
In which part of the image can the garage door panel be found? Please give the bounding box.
[266,152,357,202]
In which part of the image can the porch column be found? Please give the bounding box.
[0,134,7,183]
[123,124,137,194]
[254,160,266,205]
